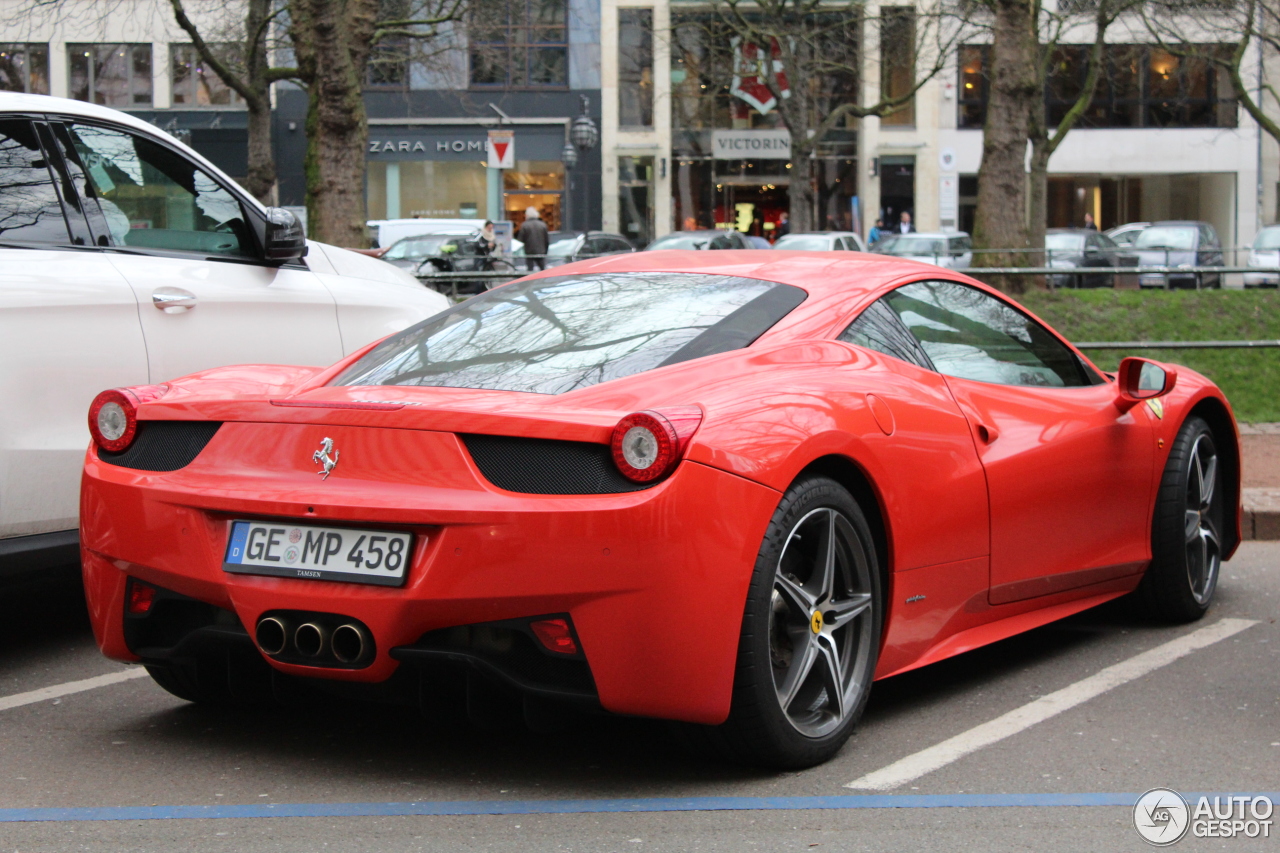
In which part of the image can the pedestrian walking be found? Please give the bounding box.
[776,212,790,238]
[516,207,550,270]
[869,218,884,245]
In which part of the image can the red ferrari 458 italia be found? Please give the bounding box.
[80,251,1240,768]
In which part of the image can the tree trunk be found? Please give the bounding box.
[243,98,276,204]
[291,0,378,246]
[1026,140,1050,289]
[789,143,815,232]
[974,0,1039,293]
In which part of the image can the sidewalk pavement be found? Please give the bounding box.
[1239,423,1280,540]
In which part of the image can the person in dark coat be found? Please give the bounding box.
[516,207,550,270]
[897,211,916,234]
[775,212,790,238]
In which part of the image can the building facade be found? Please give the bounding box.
[2,0,603,241]
[598,1,1278,249]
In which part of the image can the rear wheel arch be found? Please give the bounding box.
[1186,397,1241,556]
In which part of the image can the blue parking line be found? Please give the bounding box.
[2,792,1275,822]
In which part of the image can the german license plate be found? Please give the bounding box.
[223,520,412,587]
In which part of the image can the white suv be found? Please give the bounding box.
[0,93,448,579]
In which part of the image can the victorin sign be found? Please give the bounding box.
[711,129,792,160]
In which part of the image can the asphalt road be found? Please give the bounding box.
[0,545,1276,853]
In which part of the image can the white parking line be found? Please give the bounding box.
[846,617,1258,791]
[0,668,150,713]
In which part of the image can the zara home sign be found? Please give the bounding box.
[711,129,792,159]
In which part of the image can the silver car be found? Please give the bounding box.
[872,232,973,269]
[773,231,867,252]
[1245,225,1280,287]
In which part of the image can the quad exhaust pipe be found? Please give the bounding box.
[254,613,372,667]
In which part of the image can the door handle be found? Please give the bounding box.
[152,287,197,313]
[977,423,999,444]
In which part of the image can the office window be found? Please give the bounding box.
[171,44,243,107]
[0,44,50,94]
[880,7,916,126]
[470,0,569,88]
[619,9,654,127]
[69,44,153,107]
[959,43,1237,130]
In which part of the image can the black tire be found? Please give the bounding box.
[684,476,882,769]
[1134,416,1224,623]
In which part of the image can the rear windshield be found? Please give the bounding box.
[647,233,714,250]
[1045,233,1084,251]
[1136,226,1196,250]
[877,235,947,257]
[334,272,807,395]
[774,235,830,251]
[1255,228,1280,250]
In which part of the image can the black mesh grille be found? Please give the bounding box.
[460,434,656,495]
[99,421,223,472]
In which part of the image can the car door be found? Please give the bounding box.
[58,120,343,383]
[0,117,149,539]
[879,280,1156,603]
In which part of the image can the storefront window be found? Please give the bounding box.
[504,159,564,230]
[367,160,487,220]
[619,9,654,128]
[0,44,50,94]
[618,156,654,245]
[69,44,152,107]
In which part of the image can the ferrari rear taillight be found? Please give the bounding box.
[610,406,703,483]
[88,385,168,453]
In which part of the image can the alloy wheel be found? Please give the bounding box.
[769,507,876,738]
[1184,434,1221,606]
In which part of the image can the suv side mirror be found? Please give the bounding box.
[1117,356,1177,403]
[262,207,308,263]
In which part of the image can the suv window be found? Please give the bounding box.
[882,281,1091,387]
[64,123,252,257]
[0,119,72,244]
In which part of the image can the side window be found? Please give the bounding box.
[709,234,733,250]
[0,119,72,244]
[839,299,933,370]
[882,280,1091,387]
[609,237,634,253]
[63,123,252,257]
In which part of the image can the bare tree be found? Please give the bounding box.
[671,1,971,233]
[1143,0,1279,144]
[167,0,297,203]
[288,0,465,246]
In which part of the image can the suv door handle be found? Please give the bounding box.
[152,287,197,313]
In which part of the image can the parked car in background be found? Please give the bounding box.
[1134,221,1225,288]
[1045,228,1130,288]
[1104,222,1150,248]
[774,231,868,252]
[1245,225,1280,287]
[646,229,752,250]
[544,231,637,266]
[380,231,475,273]
[744,234,773,249]
[367,217,485,249]
[871,232,973,269]
[0,92,449,581]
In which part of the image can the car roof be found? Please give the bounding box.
[525,250,973,301]
[392,231,472,243]
[1149,221,1206,227]
[882,231,960,239]
[1047,228,1093,234]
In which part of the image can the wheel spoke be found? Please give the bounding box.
[775,632,818,712]
[816,509,838,605]
[814,634,846,721]
[1184,509,1202,542]
[1200,453,1217,508]
[775,570,817,615]
[824,593,873,630]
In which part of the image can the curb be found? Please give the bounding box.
[1242,488,1280,541]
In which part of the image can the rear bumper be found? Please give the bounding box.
[79,431,780,725]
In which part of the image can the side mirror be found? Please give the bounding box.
[1117,356,1177,403]
[262,207,308,263]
